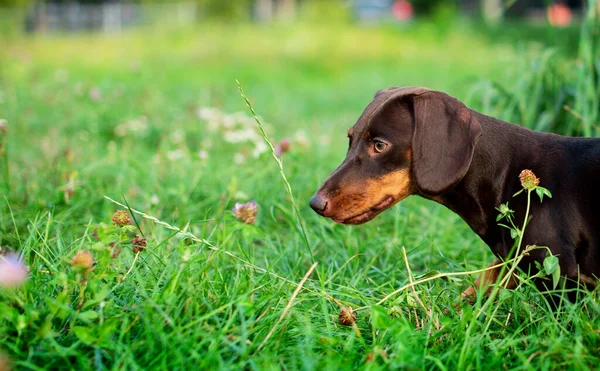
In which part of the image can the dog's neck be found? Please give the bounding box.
[422,111,539,251]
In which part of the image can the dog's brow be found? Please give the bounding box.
[347,129,353,137]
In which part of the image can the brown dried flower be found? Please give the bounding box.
[519,169,540,191]
[71,250,94,274]
[131,235,147,253]
[338,306,356,326]
[232,201,258,224]
[112,210,131,227]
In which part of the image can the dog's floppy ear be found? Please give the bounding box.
[411,91,482,195]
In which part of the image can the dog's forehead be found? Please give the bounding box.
[351,86,432,133]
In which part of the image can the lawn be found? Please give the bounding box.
[1,18,599,370]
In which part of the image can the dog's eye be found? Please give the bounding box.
[374,140,388,153]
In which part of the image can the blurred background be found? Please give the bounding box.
[0,0,598,224]
[0,0,592,33]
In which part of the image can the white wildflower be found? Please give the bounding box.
[224,128,257,143]
[319,135,330,145]
[167,149,185,161]
[197,107,218,121]
[54,69,69,83]
[114,116,148,137]
[234,153,246,164]
[170,129,185,144]
[252,141,269,158]
[293,130,310,147]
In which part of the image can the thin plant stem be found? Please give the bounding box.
[237,81,314,263]
[355,258,523,311]
[257,262,318,351]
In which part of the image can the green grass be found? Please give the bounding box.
[470,2,600,137]
[1,18,599,370]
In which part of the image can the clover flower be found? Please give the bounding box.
[0,253,28,288]
[71,250,94,274]
[338,307,356,326]
[232,201,258,224]
[274,138,291,157]
[519,169,540,191]
[132,235,147,253]
[112,210,131,227]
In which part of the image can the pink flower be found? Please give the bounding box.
[232,201,258,224]
[88,87,102,101]
[274,138,291,157]
[0,253,28,288]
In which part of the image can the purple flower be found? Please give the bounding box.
[0,253,28,288]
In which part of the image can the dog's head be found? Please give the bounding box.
[310,86,482,224]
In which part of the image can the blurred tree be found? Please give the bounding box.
[0,0,30,6]
[410,0,456,15]
[200,0,253,20]
[301,0,350,23]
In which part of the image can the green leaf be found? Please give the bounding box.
[536,187,544,202]
[99,318,120,340]
[405,294,417,308]
[510,229,518,240]
[552,266,561,289]
[73,326,97,345]
[535,187,552,202]
[371,305,392,328]
[543,255,559,275]
[541,187,552,198]
[513,189,524,197]
[78,310,99,322]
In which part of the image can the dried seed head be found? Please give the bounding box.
[112,210,131,227]
[71,250,94,274]
[132,235,147,253]
[338,307,356,326]
[232,201,258,224]
[519,169,540,191]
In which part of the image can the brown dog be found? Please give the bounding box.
[310,86,600,299]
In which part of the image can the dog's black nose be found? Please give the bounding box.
[309,194,328,215]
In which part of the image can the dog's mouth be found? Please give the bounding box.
[332,195,395,225]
